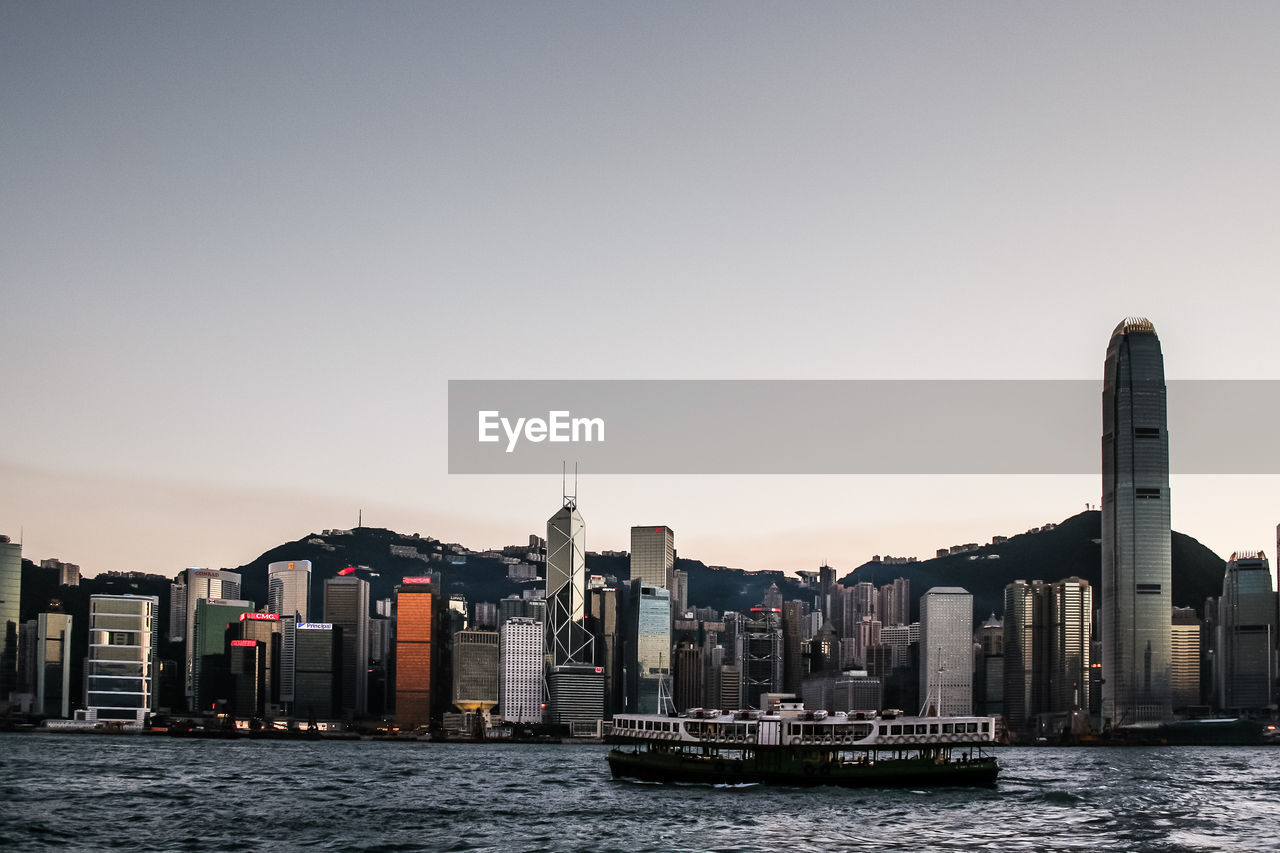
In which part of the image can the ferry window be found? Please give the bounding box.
[942,724,954,733]
[982,722,989,732]
[891,725,902,735]
[930,724,939,734]
[967,723,977,733]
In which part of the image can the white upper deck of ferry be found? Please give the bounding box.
[612,696,997,748]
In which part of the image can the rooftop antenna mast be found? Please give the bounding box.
[562,461,578,507]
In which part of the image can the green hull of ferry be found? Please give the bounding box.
[608,745,998,788]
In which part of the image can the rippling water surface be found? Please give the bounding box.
[1,734,1276,851]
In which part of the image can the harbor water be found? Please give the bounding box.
[1,734,1275,852]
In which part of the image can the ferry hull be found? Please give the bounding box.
[608,748,998,788]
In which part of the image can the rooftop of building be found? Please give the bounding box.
[1112,316,1157,337]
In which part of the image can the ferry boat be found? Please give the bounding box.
[608,696,999,788]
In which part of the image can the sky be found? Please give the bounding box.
[3,2,1278,579]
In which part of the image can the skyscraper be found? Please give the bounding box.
[1003,580,1050,732]
[0,535,20,700]
[632,585,671,713]
[586,586,624,717]
[781,601,805,694]
[452,630,499,718]
[819,565,837,622]
[743,607,783,709]
[1049,577,1092,716]
[548,663,605,729]
[34,612,72,718]
[268,560,311,621]
[395,576,445,731]
[547,499,592,667]
[85,594,158,725]
[168,577,187,642]
[499,617,543,723]
[630,526,674,590]
[236,612,281,716]
[851,582,878,623]
[1101,317,1172,726]
[179,568,242,706]
[670,568,689,618]
[919,587,973,716]
[192,597,253,712]
[293,622,341,721]
[975,613,1003,718]
[1214,551,1276,710]
[672,636,704,712]
[324,575,370,718]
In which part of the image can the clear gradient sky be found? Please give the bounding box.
[3,2,1278,578]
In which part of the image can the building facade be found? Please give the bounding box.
[743,607,783,710]
[919,587,973,716]
[237,612,282,715]
[630,525,675,590]
[1050,577,1093,716]
[85,594,158,724]
[293,622,340,720]
[1215,552,1276,710]
[548,663,604,727]
[0,535,21,700]
[394,577,445,730]
[452,629,499,714]
[632,584,671,714]
[499,617,543,723]
[192,598,253,712]
[268,560,311,621]
[1170,606,1202,710]
[34,612,73,718]
[324,575,370,718]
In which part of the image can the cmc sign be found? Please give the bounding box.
[239,612,280,622]
[402,577,433,584]
[297,622,333,630]
[230,640,258,648]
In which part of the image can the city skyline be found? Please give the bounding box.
[5,4,1280,578]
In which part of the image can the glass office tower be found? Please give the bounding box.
[1101,317,1172,726]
